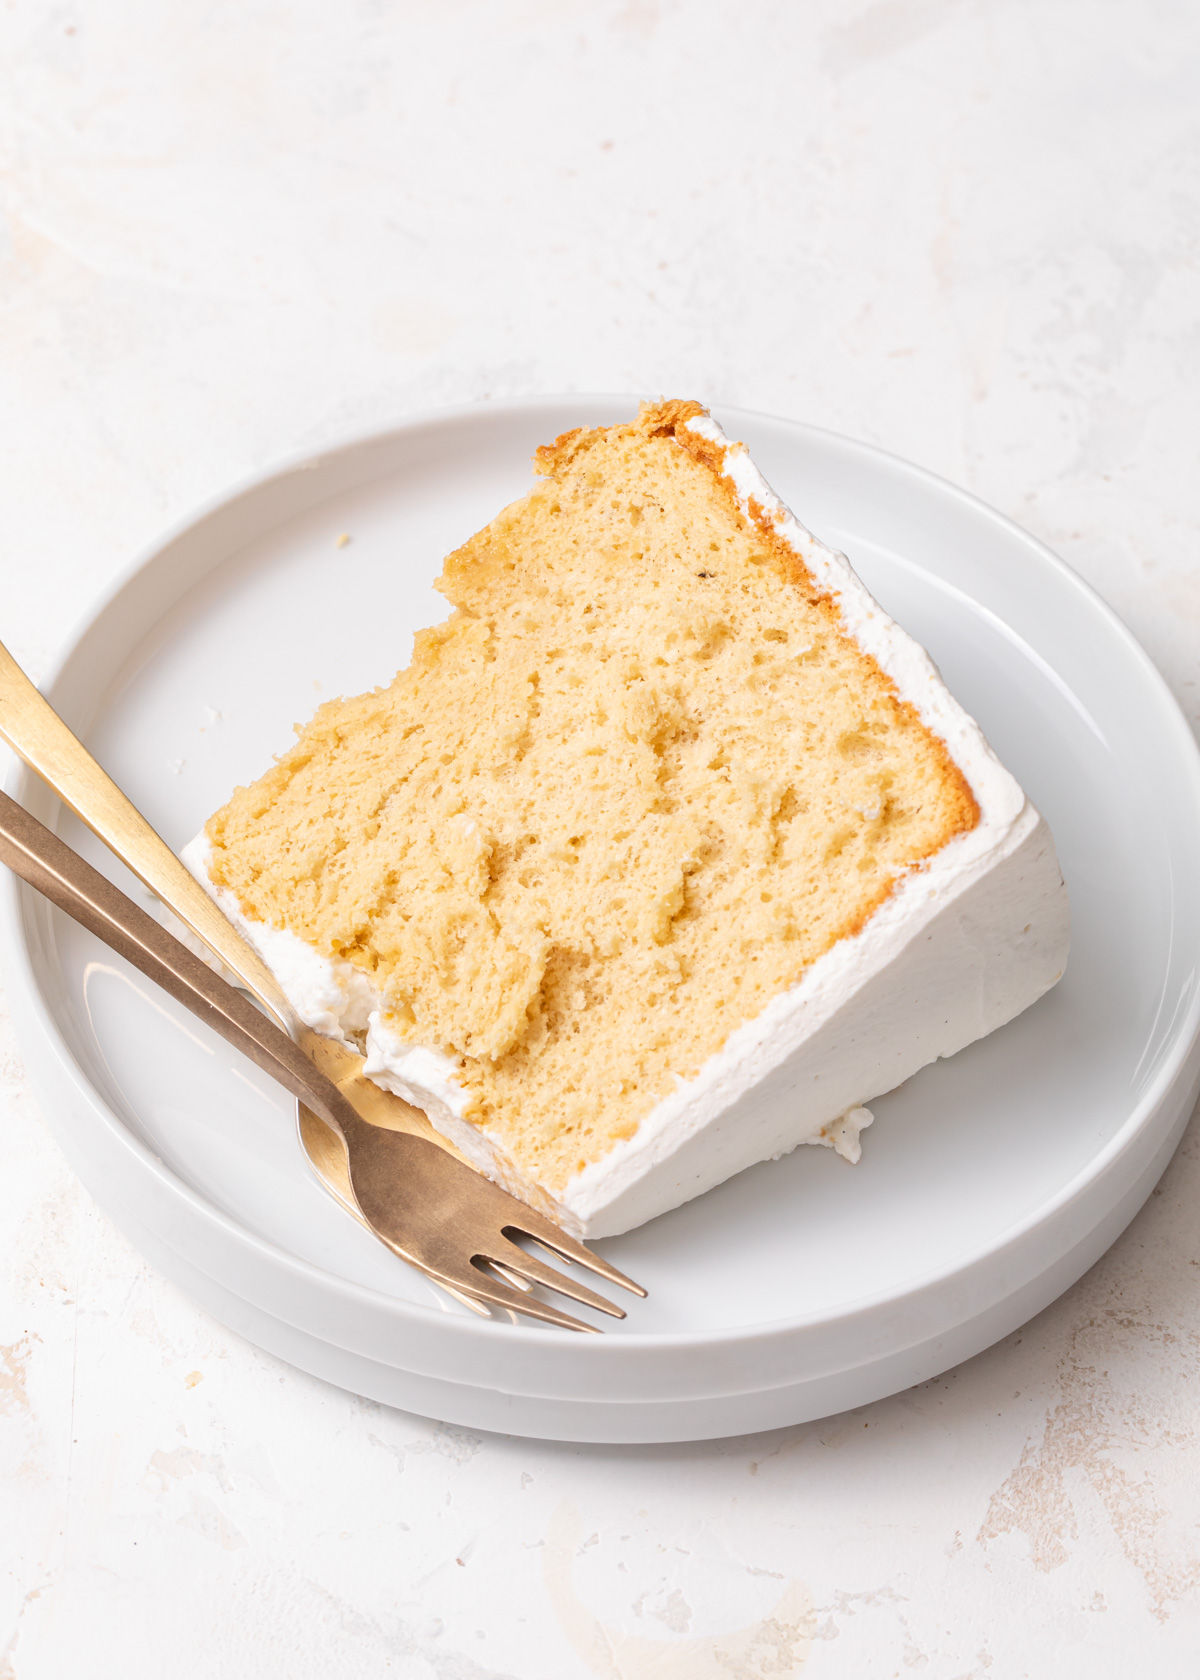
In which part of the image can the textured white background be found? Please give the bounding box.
[3,2,1200,1675]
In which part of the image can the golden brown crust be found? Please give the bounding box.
[533,426,587,476]
[637,397,707,437]
[534,401,708,479]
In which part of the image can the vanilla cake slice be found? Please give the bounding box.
[187,401,1069,1237]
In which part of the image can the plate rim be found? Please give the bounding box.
[5,392,1200,1357]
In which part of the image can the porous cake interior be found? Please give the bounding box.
[206,402,978,1190]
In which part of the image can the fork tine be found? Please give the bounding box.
[363,1223,602,1332]
[498,1206,647,1298]
[337,1118,642,1325]
[458,1263,601,1333]
[490,1238,627,1318]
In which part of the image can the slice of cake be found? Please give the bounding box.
[187,401,1069,1237]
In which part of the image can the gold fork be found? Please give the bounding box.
[0,641,644,1330]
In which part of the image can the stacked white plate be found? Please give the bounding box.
[4,398,1199,1443]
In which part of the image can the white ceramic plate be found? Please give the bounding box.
[5,398,1200,1443]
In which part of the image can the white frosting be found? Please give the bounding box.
[181,835,376,1041]
[185,412,1069,1238]
[181,832,471,1110]
[360,1026,471,1129]
[811,1105,874,1166]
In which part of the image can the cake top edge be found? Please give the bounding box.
[533,398,715,479]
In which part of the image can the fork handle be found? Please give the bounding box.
[0,786,357,1134]
[0,639,294,1028]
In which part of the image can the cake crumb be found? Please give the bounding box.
[335,532,351,548]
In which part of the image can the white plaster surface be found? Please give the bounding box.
[2,1,1200,1673]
